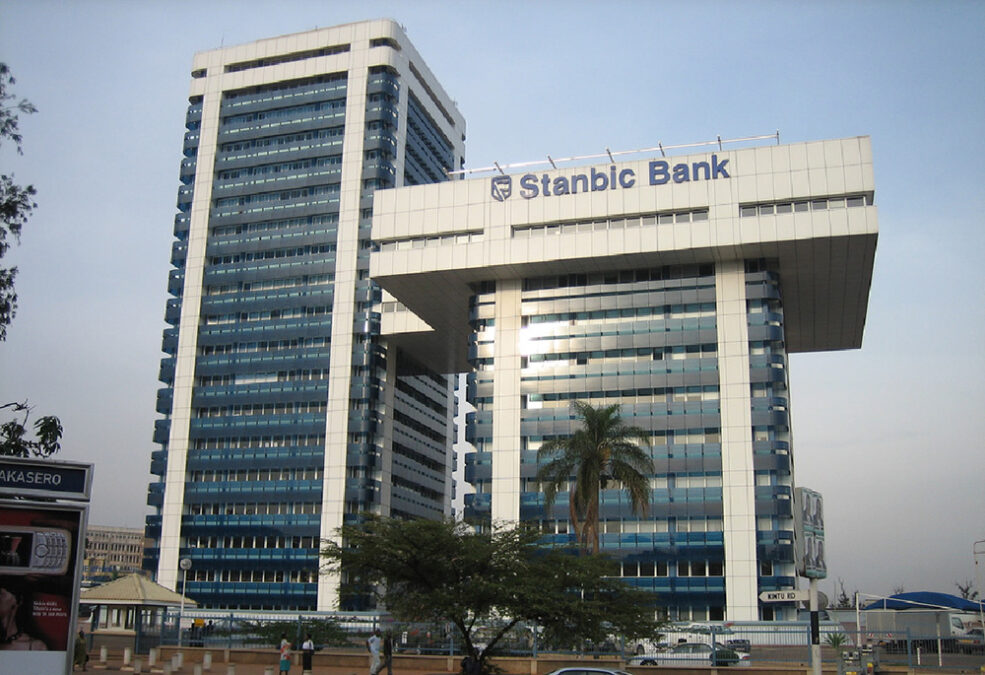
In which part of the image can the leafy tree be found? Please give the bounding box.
[0,401,62,458]
[321,517,661,673]
[0,64,62,458]
[536,401,653,554]
[1,63,38,340]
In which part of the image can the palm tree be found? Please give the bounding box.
[536,401,653,554]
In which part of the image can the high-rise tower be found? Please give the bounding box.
[145,19,465,611]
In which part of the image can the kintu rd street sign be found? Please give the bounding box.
[760,590,810,603]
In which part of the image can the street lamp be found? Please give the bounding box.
[178,557,191,647]
[974,541,985,638]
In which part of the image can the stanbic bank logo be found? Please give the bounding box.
[491,175,512,202]
[490,156,730,201]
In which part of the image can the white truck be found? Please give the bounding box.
[865,610,984,653]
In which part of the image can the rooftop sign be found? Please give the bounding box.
[490,156,730,202]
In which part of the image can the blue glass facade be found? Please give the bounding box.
[464,261,795,621]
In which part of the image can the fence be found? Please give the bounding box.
[144,611,984,670]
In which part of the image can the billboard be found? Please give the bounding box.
[794,487,826,579]
[0,500,87,674]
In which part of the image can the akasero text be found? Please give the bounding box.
[515,155,729,200]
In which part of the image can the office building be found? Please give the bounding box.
[82,525,148,587]
[371,136,877,621]
[145,19,465,610]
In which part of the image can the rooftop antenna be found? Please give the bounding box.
[605,147,615,163]
[547,155,557,169]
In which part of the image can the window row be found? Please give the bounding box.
[621,559,725,578]
[739,193,872,217]
[201,306,330,325]
[209,244,336,266]
[196,402,327,418]
[197,369,330,386]
[211,214,339,238]
[376,230,484,252]
[512,209,710,238]
[200,336,330,356]
[187,501,321,516]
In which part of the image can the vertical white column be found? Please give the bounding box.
[378,351,397,516]
[319,48,370,610]
[490,279,522,525]
[158,81,222,592]
[716,260,759,621]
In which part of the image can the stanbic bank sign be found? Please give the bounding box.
[490,155,731,202]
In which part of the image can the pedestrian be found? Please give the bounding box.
[279,632,292,675]
[301,632,315,673]
[367,629,382,675]
[382,630,394,675]
[73,630,88,671]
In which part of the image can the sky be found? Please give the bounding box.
[1,0,983,603]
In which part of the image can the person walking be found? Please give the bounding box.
[301,632,315,674]
[73,630,88,671]
[382,630,394,675]
[366,629,382,675]
[279,632,292,675]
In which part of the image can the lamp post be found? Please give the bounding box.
[975,541,985,640]
[178,558,191,647]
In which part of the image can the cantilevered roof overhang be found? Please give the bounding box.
[371,137,877,374]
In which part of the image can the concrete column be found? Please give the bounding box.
[124,647,132,665]
[149,647,158,666]
[203,651,212,670]
[134,659,143,674]
[491,278,523,524]
[99,645,108,663]
[716,259,758,621]
[226,665,236,675]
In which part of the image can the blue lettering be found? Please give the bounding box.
[553,176,570,195]
[712,154,730,179]
[519,174,539,199]
[619,168,635,188]
[691,161,710,181]
[541,174,552,197]
[571,174,588,194]
[610,166,617,190]
[649,160,669,185]
[673,163,690,183]
[591,167,608,191]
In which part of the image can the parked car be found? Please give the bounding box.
[726,638,751,653]
[633,642,746,667]
[545,668,633,675]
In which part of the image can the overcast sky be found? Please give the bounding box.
[1,0,983,603]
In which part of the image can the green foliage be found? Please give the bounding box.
[825,632,847,651]
[0,401,61,457]
[1,63,38,341]
[0,64,62,459]
[321,517,660,670]
[536,401,653,553]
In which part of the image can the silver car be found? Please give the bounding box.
[634,642,746,667]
